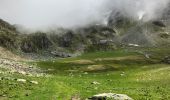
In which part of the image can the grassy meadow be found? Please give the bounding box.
[0,48,170,100]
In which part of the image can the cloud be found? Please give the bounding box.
[0,0,169,30]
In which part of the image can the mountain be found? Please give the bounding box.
[0,19,19,49]
[0,7,170,58]
[107,9,170,47]
[0,19,117,58]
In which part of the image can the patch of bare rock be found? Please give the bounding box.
[0,58,45,77]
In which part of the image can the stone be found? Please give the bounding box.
[18,71,26,75]
[128,43,139,47]
[120,72,125,76]
[120,73,125,76]
[17,79,26,83]
[84,72,88,75]
[91,81,100,85]
[162,56,170,64]
[144,54,150,59]
[71,94,81,100]
[29,66,33,68]
[89,93,133,100]
[30,81,38,84]
[51,51,72,58]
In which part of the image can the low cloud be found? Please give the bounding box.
[0,0,169,30]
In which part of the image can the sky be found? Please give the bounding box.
[0,0,169,30]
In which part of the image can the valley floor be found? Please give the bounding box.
[0,48,170,100]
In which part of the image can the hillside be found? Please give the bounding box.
[0,15,170,58]
[0,4,170,100]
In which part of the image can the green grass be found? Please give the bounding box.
[0,48,170,100]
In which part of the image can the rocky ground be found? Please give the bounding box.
[0,58,44,77]
[0,46,46,76]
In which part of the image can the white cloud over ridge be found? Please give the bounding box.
[0,0,169,29]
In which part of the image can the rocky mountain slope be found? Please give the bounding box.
[0,8,170,58]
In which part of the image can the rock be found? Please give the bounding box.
[162,56,170,64]
[120,72,126,76]
[99,40,113,44]
[144,53,150,59]
[91,81,100,85]
[4,77,14,80]
[51,51,72,58]
[89,93,133,100]
[71,94,81,100]
[18,71,26,75]
[120,73,125,76]
[84,72,88,75]
[159,32,170,38]
[17,79,26,83]
[2,95,7,97]
[128,43,139,47]
[30,81,38,84]
[29,66,33,68]
[152,21,166,27]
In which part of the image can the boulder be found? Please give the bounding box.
[162,56,170,64]
[89,93,133,100]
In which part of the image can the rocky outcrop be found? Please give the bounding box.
[20,32,52,53]
[0,19,18,49]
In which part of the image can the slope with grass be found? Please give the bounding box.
[0,48,170,100]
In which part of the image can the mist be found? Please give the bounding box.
[0,0,169,30]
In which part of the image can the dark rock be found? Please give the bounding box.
[20,32,52,53]
[51,51,72,58]
[59,31,74,47]
[159,32,170,38]
[162,56,170,64]
[152,21,166,27]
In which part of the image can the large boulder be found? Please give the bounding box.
[89,93,133,100]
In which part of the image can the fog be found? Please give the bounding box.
[0,0,169,30]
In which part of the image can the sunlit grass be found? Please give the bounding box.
[0,48,170,100]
